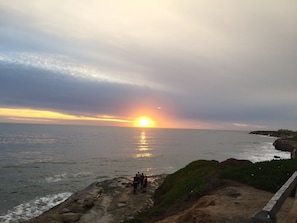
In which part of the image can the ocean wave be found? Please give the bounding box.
[72,171,93,178]
[0,135,56,145]
[38,161,79,165]
[43,171,94,183]
[0,192,72,223]
[44,173,68,183]
[238,141,291,162]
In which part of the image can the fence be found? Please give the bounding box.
[252,171,297,223]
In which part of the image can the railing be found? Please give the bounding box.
[252,171,297,223]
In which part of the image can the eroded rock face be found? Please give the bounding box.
[23,175,166,223]
[273,139,297,152]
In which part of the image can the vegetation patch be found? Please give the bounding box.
[220,159,297,193]
[287,135,297,142]
[154,160,220,210]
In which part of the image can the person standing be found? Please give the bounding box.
[142,176,148,193]
[133,174,138,193]
[140,173,144,188]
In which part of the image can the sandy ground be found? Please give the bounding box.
[154,181,294,223]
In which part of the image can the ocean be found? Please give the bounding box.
[0,123,290,222]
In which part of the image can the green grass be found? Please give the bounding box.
[287,135,297,142]
[220,159,297,193]
[154,160,220,210]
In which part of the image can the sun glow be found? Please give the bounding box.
[0,108,130,124]
[134,116,155,128]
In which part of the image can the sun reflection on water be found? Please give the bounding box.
[136,131,152,158]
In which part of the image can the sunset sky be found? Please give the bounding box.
[0,0,297,130]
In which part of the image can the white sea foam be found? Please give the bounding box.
[72,171,93,178]
[239,141,290,162]
[0,192,72,223]
[43,172,93,183]
[44,173,68,183]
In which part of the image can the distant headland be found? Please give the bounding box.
[249,129,297,138]
[250,129,297,158]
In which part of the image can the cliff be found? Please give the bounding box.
[23,159,297,223]
[273,138,297,152]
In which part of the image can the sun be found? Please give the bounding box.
[134,116,156,128]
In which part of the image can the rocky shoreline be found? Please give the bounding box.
[23,175,166,223]
[23,172,295,223]
[22,159,297,223]
[250,130,297,156]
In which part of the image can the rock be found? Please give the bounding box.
[23,175,166,223]
[117,202,127,207]
[23,182,103,223]
[77,199,84,204]
[61,212,80,222]
[273,139,297,152]
[60,208,71,213]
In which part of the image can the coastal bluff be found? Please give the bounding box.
[23,158,297,223]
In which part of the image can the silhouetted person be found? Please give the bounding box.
[133,174,138,193]
[142,176,148,192]
[140,173,144,188]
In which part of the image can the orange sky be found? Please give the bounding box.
[0,107,230,130]
[0,107,268,130]
[0,108,133,126]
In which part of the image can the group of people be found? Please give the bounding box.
[133,172,148,193]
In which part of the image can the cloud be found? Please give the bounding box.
[0,60,169,117]
[0,0,297,129]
